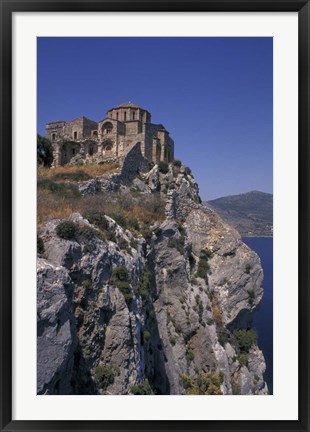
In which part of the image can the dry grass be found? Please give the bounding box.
[211,298,222,325]
[37,187,165,229]
[37,162,120,180]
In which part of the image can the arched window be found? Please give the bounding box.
[102,122,113,135]
[124,112,127,122]
[92,130,98,137]
[73,131,77,140]
[102,140,113,153]
[52,133,56,140]
[132,111,135,120]
[116,112,119,121]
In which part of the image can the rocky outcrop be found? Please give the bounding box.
[37,158,268,395]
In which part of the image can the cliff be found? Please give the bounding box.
[37,147,268,395]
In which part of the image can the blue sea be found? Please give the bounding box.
[242,237,273,394]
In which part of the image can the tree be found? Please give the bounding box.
[37,134,53,167]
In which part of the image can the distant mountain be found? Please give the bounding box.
[206,191,273,237]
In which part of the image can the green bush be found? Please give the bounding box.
[196,250,210,283]
[56,220,78,240]
[180,371,223,395]
[94,365,115,389]
[172,159,182,168]
[77,225,105,243]
[130,380,154,395]
[82,279,93,291]
[234,329,257,352]
[82,345,93,359]
[38,178,81,198]
[112,266,129,281]
[52,171,91,182]
[169,336,176,346]
[137,270,151,299]
[83,210,109,232]
[109,213,128,229]
[167,236,185,255]
[37,234,44,254]
[158,161,169,174]
[111,267,132,303]
[142,330,151,344]
[37,134,53,167]
[184,166,192,175]
[238,353,249,366]
[247,288,255,306]
[186,350,194,362]
[245,264,252,274]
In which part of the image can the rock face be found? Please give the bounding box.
[37,158,268,395]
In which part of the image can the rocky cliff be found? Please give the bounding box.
[37,147,268,395]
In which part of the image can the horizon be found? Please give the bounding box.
[37,37,273,200]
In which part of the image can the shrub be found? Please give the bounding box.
[82,345,93,359]
[186,350,194,362]
[217,326,230,346]
[56,220,78,240]
[245,264,252,274]
[109,213,128,229]
[196,251,210,283]
[82,279,93,291]
[253,374,260,384]
[238,353,249,366]
[169,336,176,346]
[142,330,151,344]
[137,270,151,299]
[167,235,185,255]
[184,166,192,175]
[231,381,241,395]
[172,159,182,168]
[83,210,109,231]
[112,266,129,282]
[234,329,257,352]
[77,225,105,243]
[94,365,115,389]
[130,380,153,395]
[37,234,44,254]
[247,288,255,306]
[111,267,132,303]
[52,171,91,182]
[37,134,53,167]
[38,178,81,199]
[180,373,192,390]
[180,372,223,395]
[158,161,169,174]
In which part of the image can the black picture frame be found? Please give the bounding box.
[1,1,309,431]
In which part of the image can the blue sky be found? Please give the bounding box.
[37,37,272,200]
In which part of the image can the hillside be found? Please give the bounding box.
[206,191,273,237]
[37,146,268,395]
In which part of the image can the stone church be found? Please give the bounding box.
[45,102,174,167]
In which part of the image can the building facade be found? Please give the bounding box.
[46,102,174,167]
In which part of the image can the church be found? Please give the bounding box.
[45,102,175,167]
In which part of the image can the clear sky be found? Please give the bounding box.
[37,37,272,200]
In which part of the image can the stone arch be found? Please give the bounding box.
[102,139,114,155]
[102,122,113,135]
[84,140,98,156]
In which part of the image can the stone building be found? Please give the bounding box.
[46,102,174,167]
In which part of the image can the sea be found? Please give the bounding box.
[242,237,273,395]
